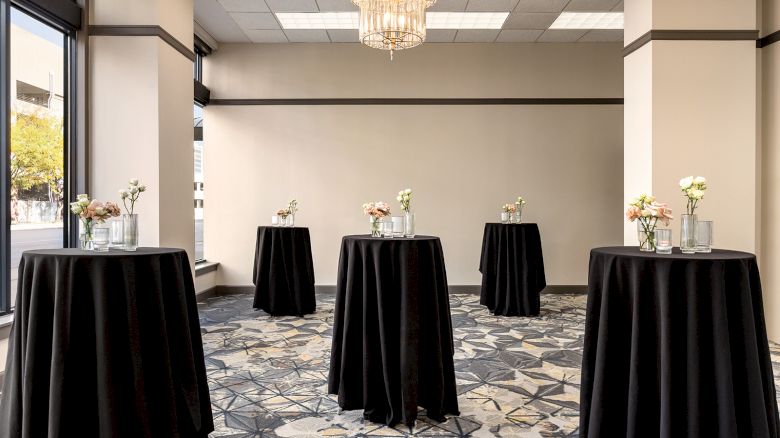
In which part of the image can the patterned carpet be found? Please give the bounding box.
[199,293,780,438]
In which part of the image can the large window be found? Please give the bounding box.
[1,1,78,315]
[194,104,204,261]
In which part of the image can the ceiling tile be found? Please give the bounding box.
[327,29,359,42]
[285,29,331,41]
[194,0,251,42]
[426,29,457,42]
[316,0,358,11]
[514,0,568,13]
[428,0,468,12]
[564,0,619,12]
[502,12,557,29]
[612,1,623,11]
[536,29,587,42]
[265,0,319,12]
[244,29,289,42]
[454,29,500,42]
[217,0,269,12]
[465,0,519,12]
[230,12,280,29]
[496,29,543,41]
[578,29,623,42]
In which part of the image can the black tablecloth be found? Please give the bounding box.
[0,248,213,438]
[328,235,459,427]
[252,226,316,316]
[479,223,546,316]
[580,246,780,438]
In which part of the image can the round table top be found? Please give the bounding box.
[343,235,439,242]
[591,246,755,261]
[23,247,185,258]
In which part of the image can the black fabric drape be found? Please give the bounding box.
[0,248,213,438]
[479,223,546,316]
[328,235,459,427]
[580,246,780,438]
[252,226,316,316]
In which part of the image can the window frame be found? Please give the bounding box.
[0,0,80,315]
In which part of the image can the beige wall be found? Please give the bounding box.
[762,1,780,340]
[203,43,624,287]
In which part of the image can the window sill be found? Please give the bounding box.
[195,261,219,277]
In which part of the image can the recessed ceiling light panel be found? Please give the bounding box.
[549,12,623,30]
[275,12,359,29]
[426,12,509,29]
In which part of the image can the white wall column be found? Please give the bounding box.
[623,0,759,255]
[88,0,195,264]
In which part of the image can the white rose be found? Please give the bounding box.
[641,209,651,217]
[404,189,412,194]
[78,198,90,207]
[396,196,402,201]
[679,176,694,189]
[77,193,88,199]
[138,185,146,192]
[691,189,704,200]
[693,176,706,185]
[129,178,139,186]
[129,187,139,194]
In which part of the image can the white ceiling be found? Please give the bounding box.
[194,0,623,44]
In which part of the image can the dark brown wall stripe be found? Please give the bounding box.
[623,29,759,57]
[758,29,780,49]
[209,98,624,106]
[88,25,196,62]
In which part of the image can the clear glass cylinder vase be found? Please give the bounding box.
[501,212,510,224]
[287,214,295,227]
[513,204,523,223]
[79,219,94,251]
[370,216,381,237]
[637,221,656,252]
[404,211,415,238]
[123,213,139,251]
[680,214,698,254]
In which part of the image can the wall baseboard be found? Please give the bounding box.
[199,284,587,299]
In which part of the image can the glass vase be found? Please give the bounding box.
[513,204,523,223]
[79,219,94,251]
[404,211,415,238]
[287,214,295,227]
[501,212,510,224]
[370,216,381,237]
[637,221,655,252]
[680,214,697,254]
[122,213,139,251]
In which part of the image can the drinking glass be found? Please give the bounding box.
[655,229,673,254]
[696,220,713,253]
[93,225,110,252]
[391,216,404,238]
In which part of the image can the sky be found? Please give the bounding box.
[11,7,64,47]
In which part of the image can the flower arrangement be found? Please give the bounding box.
[626,194,673,251]
[363,201,390,237]
[501,203,517,213]
[276,208,289,219]
[397,189,412,212]
[70,194,121,249]
[287,199,298,216]
[118,178,147,215]
[515,197,526,206]
[363,201,391,219]
[679,176,707,214]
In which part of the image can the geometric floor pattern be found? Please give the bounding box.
[199,293,780,438]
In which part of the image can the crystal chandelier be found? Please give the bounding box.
[352,0,436,60]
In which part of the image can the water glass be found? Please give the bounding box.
[93,225,110,252]
[655,229,673,254]
[110,220,124,247]
[696,220,713,253]
[382,219,394,238]
[391,216,404,238]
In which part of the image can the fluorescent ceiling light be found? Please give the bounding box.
[276,12,358,29]
[549,12,623,30]
[426,12,509,29]
[275,12,509,30]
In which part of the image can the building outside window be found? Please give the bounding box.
[194,104,204,261]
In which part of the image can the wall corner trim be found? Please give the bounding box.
[623,29,760,57]
[88,25,196,62]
